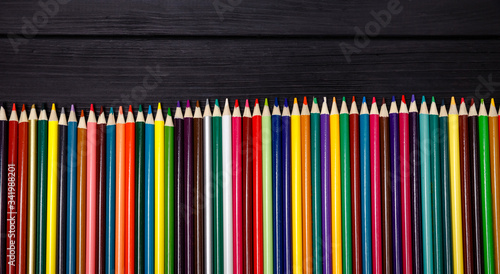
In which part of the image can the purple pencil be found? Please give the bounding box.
[320,98,332,273]
[184,100,194,273]
[389,97,403,274]
[174,101,185,273]
[409,95,423,273]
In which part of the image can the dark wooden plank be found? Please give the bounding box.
[1,0,500,36]
[0,38,499,111]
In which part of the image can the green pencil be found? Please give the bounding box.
[262,99,273,273]
[36,105,48,274]
[135,105,145,273]
[310,98,322,273]
[212,100,223,273]
[429,97,443,273]
[165,108,175,274]
[340,97,352,274]
[478,99,495,274]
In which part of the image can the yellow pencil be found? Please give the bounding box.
[46,104,58,274]
[330,98,342,273]
[155,103,165,273]
[291,98,303,273]
[448,97,464,274]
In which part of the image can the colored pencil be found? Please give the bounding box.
[115,106,125,273]
[125,106,136,273]
[370,97,382,274]
[0,106,7,274]
[440,101,454,274]
[77,109,88,274]
[291,98,303,273]
[105,108,116,274]
[271,98,283,274]
[96,107,106,274]
[27,105,37,274]
[155,104,165,273]
[36,105,48,274]
[16,105,28,274]
[310,98,322,274]
[194,101,204,274]
[419,97,433,273]
[242,100,254,274]
[339,97,351,274]
[136,105,146,273]
[380,98,392,274]
[478,99,495,274]
[222,99,234,274]
[46,104,58,274]
[185,101,194,274]
[66,106,77,274]
[450,97,464,273]
[469,100,484,274]
[56,107,67,274]
[165,107,174,274]
[174,102,185,273]
[233,100,243,274]
[301,97,313,274]
[213,100,224,273]
[203,101,213,274]
[144,106,154,274]
[389,98,402,274]
[360,97,372,274]
[459,98,474,274]
[430,98,443,273]
[489,99,500,274]
[135,106,145,274]
[320,98,332,274]
[252,99,263,274]
[282,100,293,274]
[86,105,97,274]
[7,104,18,274]
[409,95,423,274]
[399,96,412,274]
[330,97,347,273]
[262,99,273,274]
[350,97,362,274]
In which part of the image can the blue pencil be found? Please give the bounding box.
[389,97,403,274]
[360,97,372,274]
[66,105,77,274]
[105,108,116,274]
[145,106,155,273]
[272,98,283,273]
[282,99,293,274]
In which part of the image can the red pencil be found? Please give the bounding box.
[349,97,362,274]
[7,104,18,273]
[125,105,136,273]
[252,99,264,274]
[16,105,28,274]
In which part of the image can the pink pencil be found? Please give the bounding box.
[399,96,412,274]
[86,104,97,272]
[370,97,382,273]
[232,100,243,274]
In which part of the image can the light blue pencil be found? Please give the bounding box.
[66,105,77,274]
[360,97,372,274]
[145,106,155,273]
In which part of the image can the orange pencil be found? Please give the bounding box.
[115,106,126,273]
[301,97,313,273]
[125,106,135,273]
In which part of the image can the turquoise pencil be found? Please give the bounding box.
[105,108,116,273]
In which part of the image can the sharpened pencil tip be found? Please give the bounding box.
[22,104,25,111]
[196,100,200,108]
[411,94,415,102]
[372,97,376,104]
[491,98,496,107]
[392,96,396,102]
[81,110,84,117]
[186,100,190,108]
[352,96,355,103]
[32,104,36,109]
[294,98,298,104]
[245,99,249,108]
[157,103,162,110]
[234,99,239,108]
[382,97,386,104]
[265,98,268,106]
[450,97,456,105]
[110,107,114,114]
[52,103,56,110]
[100,106,104,115]
[313,97,317,104]
[284,98,288,108]
[471,98,475,106]
[362,97,366,104]
[148,105,152,114]
[401,95,406,104]
[215,99,219,107]
[71,104,75,112]
[138,105,143,112]
[274,97,279,107]
[167,107,171,116]
[422,96,426,103]
[303,97,308,105]
[128,105,132,113]
[461,97,465,104]
[481,98,484,104]
[177,101,181,108]
[90,104,94,112]
[119,106,123,114]
[255,98,259,105]
[342,96,346,102]
[332,97,336,103]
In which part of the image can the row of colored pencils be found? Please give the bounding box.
[0,95,498,274]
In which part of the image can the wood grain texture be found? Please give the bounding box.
[1,0,499,36]
[0,38,499,110]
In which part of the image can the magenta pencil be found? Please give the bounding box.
[232,100,243,274]
[86,104,97,272]
[399,96,412,274]
[370,97,382,273]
